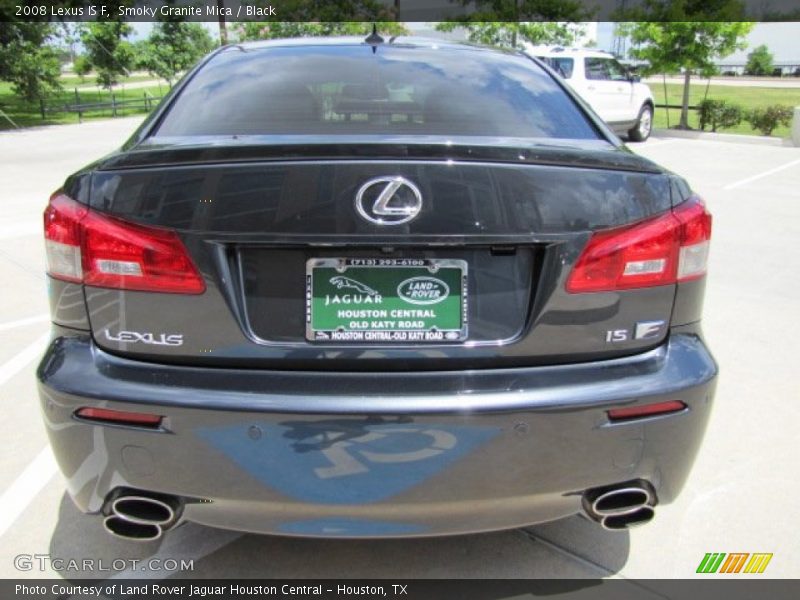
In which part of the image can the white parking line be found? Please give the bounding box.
[0,332,49,387]
[0,220,39,241]
[0,314,49,332]
[723,157,800,190]
[0,333,54,539]
[0,445,58,539]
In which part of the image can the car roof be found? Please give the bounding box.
[526,46,616,59]
[228,36,522,56]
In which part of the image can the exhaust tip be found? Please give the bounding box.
[591,487,652,517]
[111,496,176,526]
[601,506,655,531]
[103,515,162,541]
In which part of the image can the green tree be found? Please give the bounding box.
[78,21,134,90]
[236,0,403,41]
[137,22,215,86]
[236,22,407,41]
[440,0,589,20]
[73,55,92,80]
[435,0,590,48]
[617,1,753,129]
[745,44,774,76]
[435,22,585,49]
[0,23,63,118]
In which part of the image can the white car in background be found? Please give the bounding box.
[526,46,655,142]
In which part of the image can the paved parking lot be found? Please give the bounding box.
[0,119,798,581]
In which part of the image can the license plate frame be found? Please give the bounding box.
[305,257,468,343]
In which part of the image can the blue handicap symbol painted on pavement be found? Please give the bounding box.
[197,418,498,505]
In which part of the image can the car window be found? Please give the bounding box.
[584,57,609,81]
[606,59,630,82]
[155,45,601,140]
[585,57,629,82]
[549,57,574,79]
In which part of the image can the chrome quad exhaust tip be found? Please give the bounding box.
[583,481,657,531]
[102,493,181,541]
[103,515,162,541]
[600,506,655,530]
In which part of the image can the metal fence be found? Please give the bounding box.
[45,89,163,123]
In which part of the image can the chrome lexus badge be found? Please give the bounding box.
[355,176,423,225]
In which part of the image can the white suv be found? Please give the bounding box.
[525,46,655,142]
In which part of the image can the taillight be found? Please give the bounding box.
[566,196,712,293]
[44,192,205,294]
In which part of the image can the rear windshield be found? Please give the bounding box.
[154,44,600,140]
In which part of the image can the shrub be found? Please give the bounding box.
[745,105,794,136]
[697,99,743,132]
[745,45,774,76]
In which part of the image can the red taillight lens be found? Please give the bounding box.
[607,400,687,422]
[75,407,162,428]
[566,211,680,293]
[566,196,712,293]
[81,211,205,293]
[44,193,204,294]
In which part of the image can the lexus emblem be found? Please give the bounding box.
[355,176,423,225]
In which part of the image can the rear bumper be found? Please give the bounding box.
[37,331,717,538]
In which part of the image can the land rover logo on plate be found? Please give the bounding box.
[397,276,449,305]
[355,176,422,225]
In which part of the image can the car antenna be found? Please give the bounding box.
[365,24,384,53]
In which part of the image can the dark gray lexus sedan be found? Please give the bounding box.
[38,36,716,541]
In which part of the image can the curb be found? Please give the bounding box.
[652,128,796,147]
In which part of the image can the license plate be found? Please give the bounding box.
[306,258,468,343]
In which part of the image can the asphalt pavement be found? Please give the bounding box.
[0,118,798,581]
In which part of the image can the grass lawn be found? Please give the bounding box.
[651,81,800,138]
[0,82,166,130]
[59,73,161,88]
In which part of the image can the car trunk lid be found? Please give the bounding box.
[72,141,678,370]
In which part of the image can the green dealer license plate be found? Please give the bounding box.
[306,258,468,343]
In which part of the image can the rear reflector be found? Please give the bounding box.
[607,401,687,422]
[75,407,162,428]
[567,196,712,293]
[44,192,205,294]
